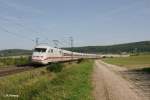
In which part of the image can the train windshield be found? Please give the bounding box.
[34,48,47,52]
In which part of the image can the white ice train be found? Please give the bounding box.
[31,44,100,64]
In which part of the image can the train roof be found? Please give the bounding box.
[34,44,97,56]
[35,45,50,48]
[35,44,66,51]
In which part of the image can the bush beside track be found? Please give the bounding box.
[46,63,64,73]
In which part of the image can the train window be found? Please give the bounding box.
[51,49,53,53]
[48,49,53,53]
[34,48,47,52]
[48,49,51,53]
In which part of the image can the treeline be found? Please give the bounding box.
[63,41,150,54]
[0,49,32,57]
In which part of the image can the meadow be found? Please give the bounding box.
[102,55,150,69]
[0,60,94,100]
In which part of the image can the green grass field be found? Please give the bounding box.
[102,55,150,69]
[0,60,94,100]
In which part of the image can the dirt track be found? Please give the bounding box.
[92,60,148,100]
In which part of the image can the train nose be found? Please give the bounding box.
[32,56,44,60]
[39,56,44,59]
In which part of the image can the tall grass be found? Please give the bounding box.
[0,60,94,100]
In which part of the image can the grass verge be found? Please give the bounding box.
[0,60,94,100]
[102,55,150,69]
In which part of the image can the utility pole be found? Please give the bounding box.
[53,40,59,48]
[69,37,74,60]
[35,37,39,46]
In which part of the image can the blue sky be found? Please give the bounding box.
[0,0,149,50]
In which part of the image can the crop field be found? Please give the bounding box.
[0,57,30,67]
[0,60,94,100]
[102,55,150,69]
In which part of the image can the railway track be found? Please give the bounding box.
[0,61,77,77]
[0,66,35,77]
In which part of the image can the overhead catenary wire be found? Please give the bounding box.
[0,26,34,42]
[0,16,72,47]
[0,3,50,46]
[0,16,52,45]
[0,19,72,48]
[0,16,44,37]
[0,16,53,44]
[53,40,69,48]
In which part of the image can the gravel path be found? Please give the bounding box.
[92,60,147,100]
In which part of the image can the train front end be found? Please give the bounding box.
[31,45,49,65]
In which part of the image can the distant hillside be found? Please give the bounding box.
[0,49,32,57]
[0,41,150,56]
[64,41,150,54]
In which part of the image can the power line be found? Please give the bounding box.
[51,39,69,48]
[0,5,50,46]
[57,41,66,47]
[0,16,51,44]
[69,37,74,60]
[0,16,74,48]
[0,16,42,36]
[0,16,52,46]
[0,26,34,42]
[35,37,39,46]
[53,40,59,48]
[0,1,45,38]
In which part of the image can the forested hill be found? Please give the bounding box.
[0,41,150,56]
[0,49,32,57]
[63,41,150,54]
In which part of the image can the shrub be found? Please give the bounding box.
[77,58,85,64]
[46,63,64,73]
